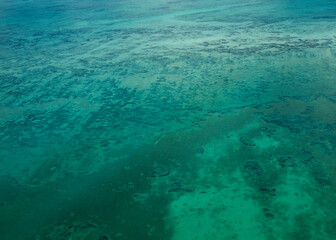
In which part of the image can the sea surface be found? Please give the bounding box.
[1,0,336,239]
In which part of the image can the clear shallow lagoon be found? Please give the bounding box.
[1,0,336,239]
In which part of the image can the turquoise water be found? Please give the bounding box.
[1,0,336,239]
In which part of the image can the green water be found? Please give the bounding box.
[1,0,336,239]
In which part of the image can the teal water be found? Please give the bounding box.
[1,0,336,239]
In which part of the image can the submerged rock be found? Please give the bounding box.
[196,147,205,154]
[151,166,170,177]
[132,193,149,201]
[99,235,110,240]
[239,137,256,147]
[242,160,263,176]
[314,177,332,187]
[168,187,194,193]
[277,155,296,168]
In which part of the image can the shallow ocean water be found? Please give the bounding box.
[1,0,336,239]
